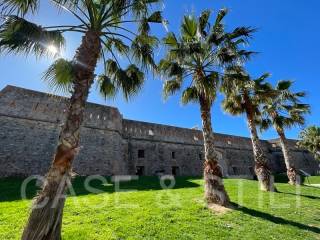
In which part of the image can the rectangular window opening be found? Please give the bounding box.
[138,149,145,158]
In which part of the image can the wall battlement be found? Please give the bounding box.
[0,85,318,177]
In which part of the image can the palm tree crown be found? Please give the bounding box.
[159,8,255,106]
[0,0,164,98]
[298,126,320,160]
[259,80,310,133]
[221,66,272,118]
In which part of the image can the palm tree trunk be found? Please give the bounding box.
[244,95,276,192]
[277,129,300,185]
[200,98,230,206]
[22,30,101,240]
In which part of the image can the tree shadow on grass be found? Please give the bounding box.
[232,202,320,234]
[303,184,320,190]
[277,191,320,200]
[0,176,201,202]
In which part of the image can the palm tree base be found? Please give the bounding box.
[287,168,301,185]
[22,168,70,240]
[204,161,230,206]
[255,164,277,192]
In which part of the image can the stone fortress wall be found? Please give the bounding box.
[0,85,318,178]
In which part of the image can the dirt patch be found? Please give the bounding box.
[194,198,235,215]
[207,203,234,215]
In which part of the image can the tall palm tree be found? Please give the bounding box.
[221,66,277,192]
[298,126,320,161]
[159,9,255,206]
[259,80,310,185]
[0,1,163,239]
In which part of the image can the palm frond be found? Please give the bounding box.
[147,11,163,23]
[138,18,150,34]
[105,59,119,75]
[198,10,211,37]
[42,58,74,94]
[181,86,199,105]
[105,37,129,55]
[298,126,320,160]
[227,27,256,40]
[181,15,197,40]
[115,64,145,101]
[0,15,65,57]
[214,8,228,28]
[97,74,117,100]
[257,118,272,132]
[131,0,162,18]
[276,80,292,91]
[163,79,182,99]
[255,73,271,83]
[0,0,39,15]
[221,94,244,116]
[163,32,178,48]
[131,34,158,70]
[167,62,183,77]
[0,0,79,16]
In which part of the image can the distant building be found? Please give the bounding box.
[0,85,318,178]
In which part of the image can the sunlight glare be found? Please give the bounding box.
[47,45,58,55]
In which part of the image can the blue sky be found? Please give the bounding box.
[0,0,319,140]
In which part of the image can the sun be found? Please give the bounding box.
[47,45,58,55]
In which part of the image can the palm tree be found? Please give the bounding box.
[159,9,255,206]
[221,66,277,192]
[0,1,163,239]
[298,126,320,161]
[259,81,310,185]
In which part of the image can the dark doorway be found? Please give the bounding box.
[136,166,145,176]
[172,166,180,176]
[232,166,238,175]
[171,151,176,159]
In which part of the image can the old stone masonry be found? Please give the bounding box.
[0,85,318,178]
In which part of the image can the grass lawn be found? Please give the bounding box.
[0,176,319,240]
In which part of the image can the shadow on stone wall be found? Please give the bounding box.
[0,176,201,202]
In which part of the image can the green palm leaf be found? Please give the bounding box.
[115,64,145,100]
[163,79,181,99]
[181,15,197,39]
[0,0,39,15]
[0,15,65,57]
[198,10,211,36]
[42,58,74,94]
[298,126,320,160]
[181,86,199,104]
[97,75,117,99]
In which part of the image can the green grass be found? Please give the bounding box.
[0,176,319,240]
[307,176,320,184]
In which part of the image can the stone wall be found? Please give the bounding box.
[0,85,125,177]
[0,85,318,178]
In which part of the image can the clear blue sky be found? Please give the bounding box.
[0,0,319,140]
